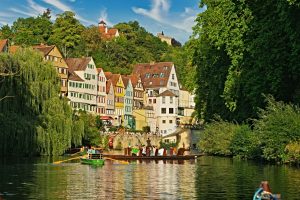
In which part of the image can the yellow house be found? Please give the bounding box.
[33,44,68,96]
[105,72,125,125]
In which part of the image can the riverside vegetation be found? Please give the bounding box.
[193,0,300,164]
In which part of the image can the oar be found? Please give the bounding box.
[53,155,87,164]
[105,157,129,164]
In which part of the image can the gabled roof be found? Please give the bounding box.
[127,74,140,87]
[97,68,103,74]
[121,75,130,88]
[69,72,84,82]
[104,72,113,79]
[0,39,8,52]
[157,90,176,97]
[109,74,122,87]
[132,62,174,88]
[66,57,91,73]
[33,44,55,56]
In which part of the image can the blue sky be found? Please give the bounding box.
[0,0,203,44]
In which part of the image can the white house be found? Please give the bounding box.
[66,57,98,113]
[155,90,179,136]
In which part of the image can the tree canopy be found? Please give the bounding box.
[193,0,300,122]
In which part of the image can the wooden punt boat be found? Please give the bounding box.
[103,154,203,160]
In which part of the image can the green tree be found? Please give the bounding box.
[48,11,85,57]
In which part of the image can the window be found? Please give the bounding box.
[153,99,156,104]
[169,108,174,114]
[162,120,166,124]
[92,75,95,80]
[169,120,173,124]
[162,97,165,104]
[161,108,166,114]
[170,97,173,104]
[145,73,150,78]
[172,74,175,80]
[149,99,152,104]
[160,73,164,77]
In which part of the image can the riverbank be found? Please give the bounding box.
[196,98,300,165]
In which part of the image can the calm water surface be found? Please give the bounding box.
[0,156,299,199]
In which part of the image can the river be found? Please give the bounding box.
[0,156,299,199]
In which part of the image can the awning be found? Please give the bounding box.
[100,116,113,120]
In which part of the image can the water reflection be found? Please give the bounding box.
[0,157,299,199]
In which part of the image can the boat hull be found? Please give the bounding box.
[80,158,105,165]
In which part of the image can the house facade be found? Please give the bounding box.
[105,79,115,123]
[155,90,179,136]
[105,73,125,126]
[33,45,68,96]
[122,76,134,129]
[128,75,144,109]
[96,68,107,115]
[66,57,98,113]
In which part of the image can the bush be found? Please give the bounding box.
[198,120,240,156]
[285,141,300,164]
[254,97,300,163]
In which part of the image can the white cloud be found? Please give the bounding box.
[98,8,113,27]
[42,0,95,24]
[28,0,47,15]
[132,1,197,34]
[132,0,170,22]
[9,8,35,17]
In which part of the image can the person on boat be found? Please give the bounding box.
[142,145,146,156]
[254,181,280,200]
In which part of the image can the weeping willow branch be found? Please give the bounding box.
[0,96,14,101]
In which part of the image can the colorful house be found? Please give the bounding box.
[66,57,98,113]
[96,68,107,115]
[105,73,125,126]
[33,44,68,96]
[127,74,144,109]
[105,79,115,125]
[122,75,135,129]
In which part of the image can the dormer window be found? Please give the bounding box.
[145,73,150,78]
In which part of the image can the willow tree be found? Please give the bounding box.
[0,48,83,155]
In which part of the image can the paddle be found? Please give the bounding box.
[53,155,87,164]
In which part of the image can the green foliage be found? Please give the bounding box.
[11,14,52,45]
[0,48,81,155]
[48,11,85,57]
[159,141,177,149]
[198,119,240,156]
[193,0,300,122]
[285,141,300,164]
[78,111,101,147]
[253,96,300,163]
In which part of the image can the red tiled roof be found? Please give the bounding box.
[33,44,55,56]
[69,72,84,82]
[121,75,130,88]
[109,74,121,87]
[98,21,118,40]
[66,57,91,73]
[97,68,103,73]
[127,74,139,87]
[0,39,8,52]
[157,90,176,97]
[104,72,113,79]
[132,62,174,88]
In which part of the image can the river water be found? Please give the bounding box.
[0,156,299,199]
